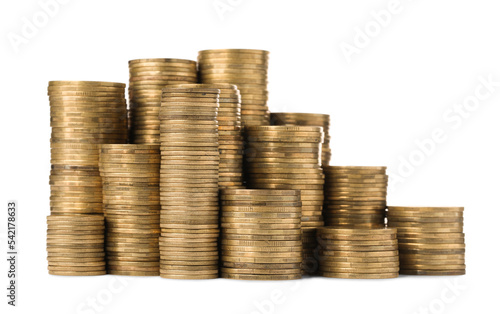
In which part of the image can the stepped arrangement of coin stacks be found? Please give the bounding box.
[317,227,400,279]
[198,49,270,126]
[99,144,161,276]
[387,206,466,275]
[174,83,244,189]
[158,85,221,279]
[220,189,303,280]
[46,52,467,281]
[271,112,331,166]
[48,81,128,216]
[46,215,106,276]
[244,126,325,275]
[128,58,198,144]
[323,166,388,228]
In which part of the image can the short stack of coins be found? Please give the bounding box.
[48,81,127,216]
[158,85,220,279]
[317,227,399,279]
[387,206,466,276]
[220,189,302,280]
[174,83,244,189]
[198,49,270,126]
[271,112,331,166]
[46,215,106,276]
[99,144,161,276]
[323,166,388,228]
[244,125,325,275]
[128,58,198,144]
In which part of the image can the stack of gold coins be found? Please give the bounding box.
[317,227,399,279]
[220,189,302,280]
[99,144,161,276]
[198,49,270,126]
[323,166,388,228]
[244,125,324,275]
[174,83,244,189]
[128,58,198,144]
[158,85,220,279]
[46,215,106,276]
[271,112,331,166]
[387,206,466,275]
[48,81,127,216]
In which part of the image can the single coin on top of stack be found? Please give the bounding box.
[244,125,325,275]
[198,49,270,126]
[317,227,399,279]
[173,83,244,189]
[387,206,466,276]
[158,85,220,279]
[46,215,106,276]
[99,144,161,276]
[128,58,198,144]
[323,166,388,229]
[220,189,302,280]
[271,112,331,166]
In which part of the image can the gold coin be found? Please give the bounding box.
[399,269,465,276]
[159,273,218,279]
[47,252,105,258]
[220,268,300,275]
[221,205,300,213]
[48,265,105,271]
[220,201,302,207]
[399,257,465,265]
[49,81,126,88]
[220,273,301,280]
[321,272,398,279]
[387,206,464,212]
[222,246,301,253]
[49,270,106,276]
[320,256,399,263]
[317,250,399,258]
[47,256,104,262]
[220,195,300,202]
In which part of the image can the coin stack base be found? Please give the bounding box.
[46,215,106,276]
[324,166,388,229]
[159,85,220,279]
[387,206,466,276]
[220,189,303,280]
[317,227,399,279]
[198,49,270,126]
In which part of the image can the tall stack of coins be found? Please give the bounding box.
[244,126,324,275]
[128,58,198,144]
[158,85,220,279]
[46,215,106,276]
[174,84,244,189]
[99,144,160,276]
[48,81,127,216]
[271,112,331,166]
[198,49,270,126]
[323,166,388,228]
[220,189,302,280]
[317,227,399,279]
[387,206,466,275]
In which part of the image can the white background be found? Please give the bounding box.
[1,0,499,313]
